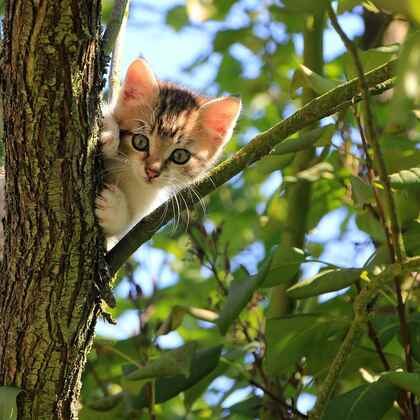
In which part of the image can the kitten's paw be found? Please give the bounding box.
[95,185,130,237]
[101,112,120,158]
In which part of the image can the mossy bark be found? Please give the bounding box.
[0,1,103,418]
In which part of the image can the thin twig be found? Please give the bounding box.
[249,378,308,419]
[308,257,420,420]
[308,264,397,420]
[106,59,397,275]
[313,6,413,419]
[108,0,130,104]
[327,6,415,419]
[102,0,130,56]
[327,4,405,262]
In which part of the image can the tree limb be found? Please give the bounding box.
[102,0,130,56]
[106,59,397,276]
[308,257,420,420]
[108,0,130,104]
[327,6,415,419]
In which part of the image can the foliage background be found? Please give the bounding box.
[44,0,420,418]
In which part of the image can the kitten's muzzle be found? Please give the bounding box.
[145,167,160,181]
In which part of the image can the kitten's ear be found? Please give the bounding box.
[119,58,158,105]
[198,96,241,142]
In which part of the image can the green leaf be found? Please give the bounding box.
[356,209,387,242]
[214,28,251,52]
[184,360,229,411]
[228,396,262,417]
[383,371,420,397]
[408,317,420,363]
[291,65,340,97]
[157,305,188,336]
[166,6,189,31]
[87,392,124,412]
[321,379,399,420]
[338,0,363,13]
[265,314,344,375]
[217,267,261,335]
[281,0,328,13]
[125,342,197,380]
[370,0,420,22]
[0,386,22,420]
[389,167,420,189]
[259,247,306,288]
[101,0,115,24]
[133,346,222,409]
[272,125,335,155]
[344,45,398,79]
[287,268,363,299]
[285,162,334,183]
[351,176,375,207]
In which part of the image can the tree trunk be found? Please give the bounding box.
[0,1,103,418]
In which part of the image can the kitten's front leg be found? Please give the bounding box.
[101,109,120,158]
[95,184,130,238]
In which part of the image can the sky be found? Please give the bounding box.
[97,0,368,413]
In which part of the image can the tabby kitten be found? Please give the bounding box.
[96,58,241,240]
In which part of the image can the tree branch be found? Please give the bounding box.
[108,0,130,104]
[106,59,397,276]
[327,6,415,419]
[102,0,130,56]
[327,2,405,264]
[308,257,420,420]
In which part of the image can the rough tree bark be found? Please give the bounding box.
[0,1,103,418]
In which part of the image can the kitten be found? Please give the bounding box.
[96,58,241,241]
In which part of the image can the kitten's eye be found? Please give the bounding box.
[170,149,191,165]
[132,134,149,152]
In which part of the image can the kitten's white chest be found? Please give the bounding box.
[118,174,164,223]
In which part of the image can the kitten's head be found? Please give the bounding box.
[112,59,241,188]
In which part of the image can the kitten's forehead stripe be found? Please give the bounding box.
[153,83,202,141]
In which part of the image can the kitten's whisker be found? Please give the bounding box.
[188,186,206,216]
[178,189,190,230]
[173,193,181,234]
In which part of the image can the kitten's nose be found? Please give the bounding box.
[145,167,160,180]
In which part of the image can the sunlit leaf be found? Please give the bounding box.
[389,167,420,189]
[291,65,340,97]
[344,45,399,79]
[285,162,334,183]
[286,268,363,299]
[186,0,216,22]
[272,125,335,155]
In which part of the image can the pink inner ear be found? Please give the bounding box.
[120,59,158,103]
[199,97,241,140]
